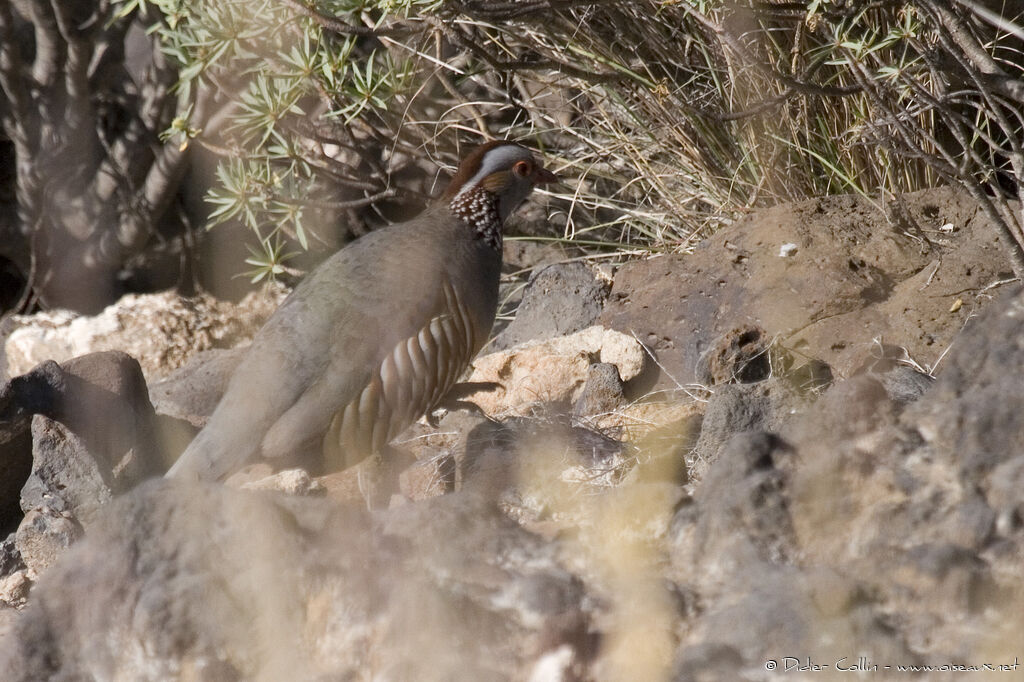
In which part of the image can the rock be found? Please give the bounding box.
[399,455,456,500]
[662,287,1024,672]
[878,365,933,405]
[689,378,807,477]
[379,492,589,643]
[16,417,122,578]
[797,374,897,443]
[0,532,22,578]
[15,508,84,578]
[572,363,626,417]
[493,262,611,351]
[687,431,798,566]
[583,397,702,449]
[20,418,115,525]
[767,292,1024,665]
[0,568,30,609]
[600,188,1015,390]
[670,567,915,679]
[0,415,31,535]
[493,242,577,340]
[466,326,646,418]
[695,325,772,385]
[240,468,325,496]
[847,341,934,405]
[463,417,625,489]
[671,642,745,682]
[2,286,287,382]
[460,416,631,528]
[148,347,247,426]
[784,374,917,567]
[904,285,1024,489]
[2,352,167,578]
[670,428,919,676]
[14,351,165,520]
[5,352,161,480]
[0,480,591,681]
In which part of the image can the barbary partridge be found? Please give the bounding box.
[167,141,557,481]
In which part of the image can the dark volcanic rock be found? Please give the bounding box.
[1,352,164,576]
[0,415,31,535]
[690,378,807,476]
[19,418,116,526]
[695,325,772,385]
[572,362,626,417]
[1,351,162,534]
[0,532,22,577]
[905,285,1024,489]
[689,431,798,565]
[663,287,1024,675]
[3,351,161,482]
[493,262,610,351]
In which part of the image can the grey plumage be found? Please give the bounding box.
[167,142,555,481]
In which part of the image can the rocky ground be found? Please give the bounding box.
[1,187,1023,681]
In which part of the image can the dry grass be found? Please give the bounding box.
[151,1,1024,272]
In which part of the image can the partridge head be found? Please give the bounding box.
[167,141,556,482]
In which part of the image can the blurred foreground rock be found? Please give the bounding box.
[0,481,593,681]
[668,286,1024,678]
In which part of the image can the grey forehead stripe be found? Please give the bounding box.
[456,144,531,196]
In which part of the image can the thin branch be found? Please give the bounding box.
[680,4,862,98]
[864,52,1024,271]
[277,0,413,37]
[975,72,1024,104]
[0,2,33,146]
[50,0,92,105]
[26,0,62,87]
[951,0,1024,43]
[712,56,863,121]
[455,0,618,21]
[920,2,1024,104]
[432,17,623,84]
[286,189,398,211]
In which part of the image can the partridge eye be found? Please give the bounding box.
[512,160,532,178]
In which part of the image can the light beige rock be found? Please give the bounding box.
[590,399,704,442]
[0,569,31,609]
[3,286,287,382]
[15,508,83,579]
[466,326,645,418]
[239,468,325,496]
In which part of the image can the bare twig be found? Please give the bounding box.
[277,0,413,37]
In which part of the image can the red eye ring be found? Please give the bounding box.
[512,160,532,178]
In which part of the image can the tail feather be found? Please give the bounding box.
[165,398,268,481]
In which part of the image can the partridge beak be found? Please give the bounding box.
[533,165,560,187]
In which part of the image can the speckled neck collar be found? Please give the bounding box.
[449,186,502,251]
